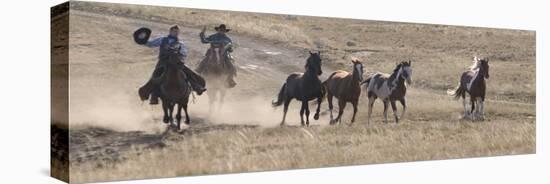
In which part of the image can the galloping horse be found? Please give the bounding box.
[272,51,324,127]
[323,58,364,125]
[362,60,413,125]
[447,57,490,120]
[197,43,233,113]
[154,44,192,129]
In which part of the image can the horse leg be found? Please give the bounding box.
[168,103,175,124]
[470,97,476,121]
[280,98,291,126]
[350,100,358,125]
[175,103,182,129]
[314,94,322,120]
[304,101,311,127]
[477,98,484,121]
[207,90,216,115]
[162,100,170,124]
[462,94,468,118]
[218,89,226,112]
[299,101,306,127]
[366,96,376,126]
[479,97,485,121]
[183,103,190,125]
[383,99,389,124]
[390,100,399,123]
[327,94,335,124]
[399,97,407,121]
[336,99,346,125]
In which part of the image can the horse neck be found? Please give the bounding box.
[303,67,320,82]
[473,67,486,83]
[388,67,401,84]
[164,65,183,86]
[396,74,406,88]
[352,66,361,82]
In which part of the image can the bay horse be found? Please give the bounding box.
[361,60,412,125]
[272,51,324,127]
[196,43,233,113]
[154,43,192,129]
[447,57,490,121]
[323,58,364,125]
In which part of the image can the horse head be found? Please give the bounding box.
[479,58,489,79]
[306,51,322,75]
[351,58,364,82]
[165,42,183,66]
[399,60,413,85]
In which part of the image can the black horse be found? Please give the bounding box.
[153,44,192,129]
[272,51,324,126]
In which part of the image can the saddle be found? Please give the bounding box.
[197,43,234,75]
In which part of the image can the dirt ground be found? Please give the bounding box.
[57,2,535,183]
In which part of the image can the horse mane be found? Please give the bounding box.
[392,63,402,74]
[469,57,481,71]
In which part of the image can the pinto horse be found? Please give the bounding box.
[323,58,364,125]
[272,51,324,127]
[447,57,490,120]
[362,61,412,125]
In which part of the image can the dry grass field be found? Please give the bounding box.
[56,2,536,183]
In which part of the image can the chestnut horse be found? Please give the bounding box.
[362,61,412,125]
[447,57,490,120]
[272,51,324,127]
[323,58,364,125]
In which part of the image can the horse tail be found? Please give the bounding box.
[272,83,287,107]
[361,76,372,97]
[447,81,465,100]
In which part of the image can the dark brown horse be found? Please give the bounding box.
[155,44,192,129]
[196,43,233,113]
[323,58,364,125]
[272,51,324,126]
[362,61,412,125]
[447,57,490,120]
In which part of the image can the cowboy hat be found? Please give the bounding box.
[214,24,231,32]
[133,27,152,45]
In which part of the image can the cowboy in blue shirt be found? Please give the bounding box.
[197,24,237,88]
[138,25,206,105]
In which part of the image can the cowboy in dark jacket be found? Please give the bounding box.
[138,25,207,105]
[197,24,237,88]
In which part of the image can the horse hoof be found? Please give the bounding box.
[313,113,320,120]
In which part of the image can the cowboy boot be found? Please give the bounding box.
[150,91,159,105]
[191,82,207,95]
[226,76,237,88]
[138,81,152,101]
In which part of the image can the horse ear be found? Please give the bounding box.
[317,51,321,55]
[409,60,412,65]
[309,51,313,55]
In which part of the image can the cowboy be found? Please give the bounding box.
[197,24,237,88]
[138,25,207,105]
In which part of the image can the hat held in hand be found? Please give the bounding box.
[133,27,152,45]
